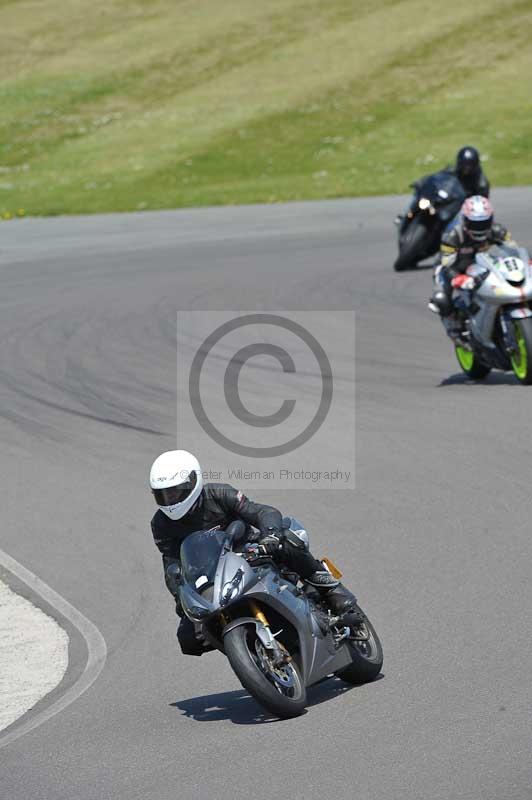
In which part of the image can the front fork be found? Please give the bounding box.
[499,306,532,353]
[499,312,518,355]
[249,600,270,628]
[248,601,291,666]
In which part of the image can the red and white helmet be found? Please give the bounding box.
[461,195,493,242]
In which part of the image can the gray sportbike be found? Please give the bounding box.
[437,243,532,384]
[174,519,383,718]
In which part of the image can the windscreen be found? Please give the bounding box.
[489,243,522,260]
[420,171,464,203]
[180,529,225,585]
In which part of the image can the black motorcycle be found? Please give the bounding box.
[174,519,383,718]
[394,170,466,271]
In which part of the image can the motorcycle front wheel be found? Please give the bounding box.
[394,218,431,271]
[224,623,307,718]
[335,604,383,685]
[455,344,491,380]
[510,318,532,385]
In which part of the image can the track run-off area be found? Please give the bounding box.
[1,189,531,800]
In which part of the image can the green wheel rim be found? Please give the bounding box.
[456,345,474,372]
[510,323,528,380]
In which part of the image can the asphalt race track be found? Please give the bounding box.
[1,189,532,800]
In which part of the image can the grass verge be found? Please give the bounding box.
[1,0,531,216]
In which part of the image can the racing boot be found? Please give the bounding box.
[324,583,365,623]
[326,584,368,639]
[305,571,365,631]
[305,568,340,591]
[304,569,343,633]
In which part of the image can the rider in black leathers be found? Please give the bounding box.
[150,455,358,656]
[429,195,514,317]
[399,146,490,234]
[452,145,490,197]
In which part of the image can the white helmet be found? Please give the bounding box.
[149,450,203,521]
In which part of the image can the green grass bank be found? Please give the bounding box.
[1,0,531,216]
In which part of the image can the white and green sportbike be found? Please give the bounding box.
[437,244,532,384]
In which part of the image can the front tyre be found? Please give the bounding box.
[224,624,307,718]
[455,345,491,380]
[335,605,383,685]
[394,218,429,271]
[510,318,532,385]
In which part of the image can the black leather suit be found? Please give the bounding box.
[151,483,324,655]
[401,166,490,234]
[454,166,490,198]
[435,221,512,306]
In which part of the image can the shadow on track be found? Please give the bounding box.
[439,372,520,387]
[170,675,383,724]
[393,254,438,272]
[394,261,435,272]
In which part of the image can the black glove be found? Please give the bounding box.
[243,528,284,561]
[243,542,267,561]
[258,527,285,556]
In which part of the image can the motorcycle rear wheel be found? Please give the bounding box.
[224,623,307,718]
[510,318,532,385]
[335,605,383,685]
[455,345,491,379]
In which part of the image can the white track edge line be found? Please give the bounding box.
[0,547,107,750]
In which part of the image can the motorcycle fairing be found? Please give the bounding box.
[460,246,532,346]
[179,529,356,687]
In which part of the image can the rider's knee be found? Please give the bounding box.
[431,289,453,316]
[177,619,205,656]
